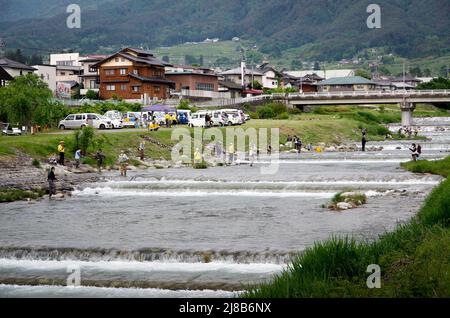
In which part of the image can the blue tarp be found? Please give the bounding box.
[142,104,176,112]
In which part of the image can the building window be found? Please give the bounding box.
[120,85,127,91]
[153,86,161,93]
[121,58,126,62]
[115,58,119,62]
[120,69,127,75]
[60,72,65,76]
[57,61,74,66]
[89,80,97,89]
[132,86,140,93]
[106,85,116,91]
[89,67,96,73]
[196,83,214,91]
[105,69,115,76]
[133,69,139,75]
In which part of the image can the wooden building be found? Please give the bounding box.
[93,48,174,101]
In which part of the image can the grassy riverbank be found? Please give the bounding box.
[245,157,450,298]
[0,105,445,166]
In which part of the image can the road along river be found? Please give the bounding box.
[0,117,448,298]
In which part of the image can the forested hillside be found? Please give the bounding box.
[0,0,448,61]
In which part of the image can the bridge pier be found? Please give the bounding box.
[400,101,416,126]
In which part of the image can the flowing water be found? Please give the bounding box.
[0,117,449,298]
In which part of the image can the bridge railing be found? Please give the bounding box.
[283,89,450,99]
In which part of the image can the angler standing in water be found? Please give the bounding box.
[57,141,65,166]
[361,129,367,152]
[118,151,129,177]
[249,142,257,167]
[95,149,106,173]
[47,167,57,199]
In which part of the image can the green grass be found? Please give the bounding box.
[244,160,450,298]
[401,156,450,178]
[0,188,45,203]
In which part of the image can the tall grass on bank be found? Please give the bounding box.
[244,175,450,298]
[401,156,450,178]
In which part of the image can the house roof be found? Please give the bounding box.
[92,47,172,68]
[0,58,36,71]
[392,75,422,82]
[57,80,79,88]
[317,76,375,86]
[128,73,175,86]
[219,80,243,90]
[287,69,354,80]
[0,66,14,81]
[165,71,218,77]
[220,67,263,76]
[256,63,280,76]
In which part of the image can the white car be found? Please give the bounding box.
[59,113,112,130]
[220,110,242,126]
[101,115,123,129]
[188,113,208,128]
[1,123,21,136]
[104,111,124,129]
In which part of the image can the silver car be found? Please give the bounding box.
[59,113,112,130]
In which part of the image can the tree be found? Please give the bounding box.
[162,55,170,63]
[0,73,52,127]
[252,80,263,90]
[85,90,99,100]
[355,69,372,80]
[410,66,423,77]
[291,59,302,70]
[199,55,204,66]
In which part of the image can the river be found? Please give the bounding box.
[0,117,449,298]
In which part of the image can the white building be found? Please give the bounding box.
[256,63,280,89]
[50,53,81,67]
[33,64,57,93]
[79,55,106,96]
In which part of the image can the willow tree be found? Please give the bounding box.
[0,73,52,127]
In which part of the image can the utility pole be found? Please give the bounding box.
[0,39,5,57]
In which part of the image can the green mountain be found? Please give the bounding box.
[0,0,449,61]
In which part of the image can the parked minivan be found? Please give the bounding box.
[59,113,112,130]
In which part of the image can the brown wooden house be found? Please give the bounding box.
[93,48,174,100]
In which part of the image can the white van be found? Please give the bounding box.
[220,109,242,125]
[59,113,112,130]
[188,113,208,128]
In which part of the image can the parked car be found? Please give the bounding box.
[177,110,191,125]
[1,123,22,136]
[220,109,242,126]
[188,113,208,128]
[104,110,124,129]
[59,113,112,130]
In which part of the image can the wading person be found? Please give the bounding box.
[409,143,419,162]
[249,143,257,167]
[47,167,57,199]
[95,149,106,173]
[75,149,82,169]
[361,131,367,152]
[118,151,129,177]
[228,143,235,165]
[138,141,145,161]
[58,141,65,166]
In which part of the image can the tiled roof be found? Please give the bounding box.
[0,58,36,71]
[317,76,375,86]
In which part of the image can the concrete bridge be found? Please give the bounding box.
[272,89,450,126]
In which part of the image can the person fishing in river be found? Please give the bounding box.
[408,143,420,162]
[47,167,57,199]
[361,129,367,152]
[94,149,106,173]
